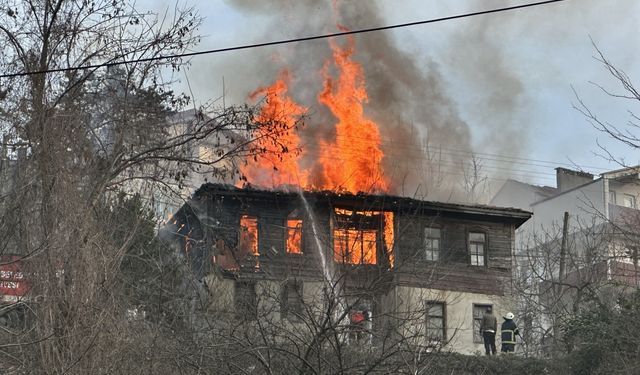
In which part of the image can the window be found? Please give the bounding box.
[239,215,259,256]
[472,304,492,343]
[623,194,636,209]
[609,190,617,205]
[235,281,257,320]
[334,229,377,265]
[281,280,304,321]
[333,208,383,265]
[286,219,303,254]
[424,227,441,261]
[469,232,486,266]
[425,301,446,342]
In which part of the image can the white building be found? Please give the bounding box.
[492,166,640,294]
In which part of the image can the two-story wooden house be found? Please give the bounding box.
[167,183,531,354]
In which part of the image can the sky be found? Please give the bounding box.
[143,0,640,192]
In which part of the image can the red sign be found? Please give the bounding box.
[0,255,30,301]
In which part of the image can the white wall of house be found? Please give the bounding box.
[392,286,515,355]
[608,179,640,208]
[493,169,640,253]
[490,180,552,211]
[521,180,605,249]
[203,277,516,355]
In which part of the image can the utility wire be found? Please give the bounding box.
[326,134,611,172]
[296,140,604,181]
[0,0,568,79]
[298,142,559,179]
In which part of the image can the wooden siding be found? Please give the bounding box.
[394,215,513,295]
[173,188,520,296]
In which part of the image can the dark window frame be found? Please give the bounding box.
[424,300,446,342]
[234,280,258,320]
[333,228,379,265]
[332,208,382,266]
[468,231,487,267]
[281,280,304,321]
[423,227,442,262]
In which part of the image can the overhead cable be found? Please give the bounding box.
[0,0,568,79]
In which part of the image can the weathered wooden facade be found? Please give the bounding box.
[168,183,531,354]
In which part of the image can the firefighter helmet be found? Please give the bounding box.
[504,312,515,320]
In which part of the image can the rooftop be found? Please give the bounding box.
[194,183,533,227]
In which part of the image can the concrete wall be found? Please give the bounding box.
[203,277,516,355]
[490,180,548,211]
[609,180,640,207]
[204,275,326,320]
[555,168,594,193]
[523,180,605,247]
[392,286,515,355]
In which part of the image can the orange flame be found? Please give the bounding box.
[384,212,394,267]
[317,34,388,193]
[240,70,307,188]
[286,219,303,254]
[239,24,395,268]
[239,215,259,256]
[332,208,394,267]
[334,229,377,265]
[241,29,388,194]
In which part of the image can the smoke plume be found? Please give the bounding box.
[208,0,530,201]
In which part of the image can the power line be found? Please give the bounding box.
[326,133,612,172]
[298,142,559,180]
[296,138,604,181]
[0,0,569,79]
[277,147,558,184]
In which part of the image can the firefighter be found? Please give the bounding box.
[480,306,497,355]
[501,312,519,353]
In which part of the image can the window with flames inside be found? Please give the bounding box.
[212,215,260,272]
[286,219,303,255]
[332,208,394,267]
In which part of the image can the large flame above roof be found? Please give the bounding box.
[239,27,388,194]
[316,30,388,193]
[239,70,308,188]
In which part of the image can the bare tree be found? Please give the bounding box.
[461,154,488,204]
[0,1,300,373]
[572,40,640,167]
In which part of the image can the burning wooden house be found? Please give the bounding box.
[161,17,534,355]
[167,183,531,354]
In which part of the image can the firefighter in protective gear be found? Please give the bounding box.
[500,312,519,353]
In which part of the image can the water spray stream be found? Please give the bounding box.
[296,189,333,285]
[297,188,350,340]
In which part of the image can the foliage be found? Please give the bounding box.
[102,194,187,325]
[562,289,640,375]
[403,352,567,375]
[0,0,301,373]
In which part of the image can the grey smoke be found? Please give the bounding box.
[200,0,529,201]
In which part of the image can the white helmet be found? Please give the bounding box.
[504,312,514,320]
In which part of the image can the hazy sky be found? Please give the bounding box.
[144,0,640,188]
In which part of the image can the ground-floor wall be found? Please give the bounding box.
[203,275,326,320]
[391,286,516,355]
[202,275,515,355]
